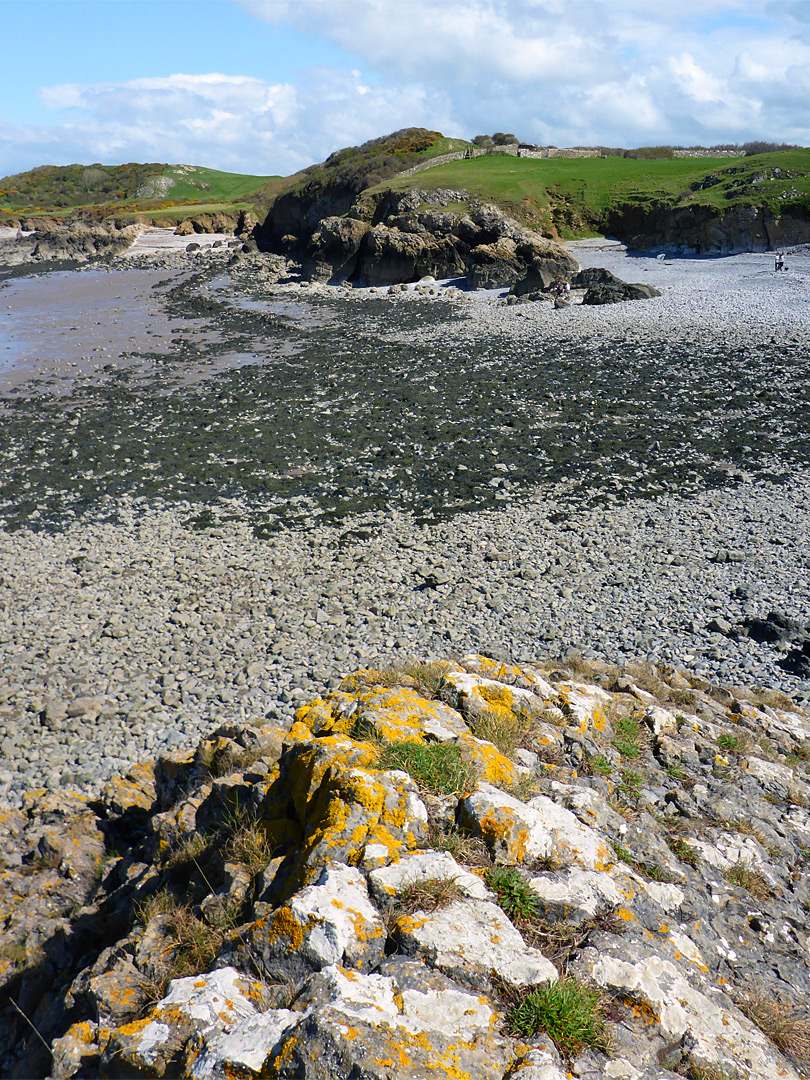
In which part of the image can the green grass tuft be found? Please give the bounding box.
[507,976,610,1058]
[485,865,541,921]
[377,741,476,796]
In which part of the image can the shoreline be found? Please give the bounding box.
[1,244,809,806]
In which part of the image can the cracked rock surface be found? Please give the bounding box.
[2,652,809,1078]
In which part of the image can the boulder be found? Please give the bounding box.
[582,281,662,304]
[300,216,371,283]
[510,245,581,295]
[465,238,522,289]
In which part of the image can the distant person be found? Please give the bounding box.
[775,251,784,271]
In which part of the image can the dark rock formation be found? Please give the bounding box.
[265,187,579,288]
[29,223,143,261]
[581,280,662,305]
[172,210,248,237]
[605,200,810,254]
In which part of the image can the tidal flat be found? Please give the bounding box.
[1,245,809,802]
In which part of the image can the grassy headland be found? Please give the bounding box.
[380,148,810,236]
[0,162,277,224]
[2,130,809,238]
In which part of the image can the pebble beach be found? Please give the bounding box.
[1,237,809,806]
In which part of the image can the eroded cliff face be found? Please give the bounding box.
[3,652,810,1079]
[605,200,810,253]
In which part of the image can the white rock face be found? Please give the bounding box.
[118,967,265,1073]
[459,782,614,870]
[510,1042,568,1079]
[289,860,385,969]
[189,1009,302,1080]
[394,897,558,989]
[585,952,802,1080]
[367,849,491,904]
[643,704,681,735]
[528,867,624,918]
[160,967,261,1033]
[548,780,626,832]
[317,964,495,1037]
[746,754,808,800]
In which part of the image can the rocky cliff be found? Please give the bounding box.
[3,652,809,1079]
[260,186,578,289]
[605,200,810,254]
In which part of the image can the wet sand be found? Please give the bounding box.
[0,267,228,394]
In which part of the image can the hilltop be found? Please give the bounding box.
[0,161,282,228]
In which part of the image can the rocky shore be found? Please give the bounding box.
[1,237,810,809]
[1,474,809,810]
[2,653,809,1078]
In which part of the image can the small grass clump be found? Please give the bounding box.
[135,888,234,994]
[342,659,450,700]
[393,877,465,915]
[612,716,645,759]
[467,708,526,757]
[618,770,644,803]
[724,860,774,900]
[737,995,810,1069]
[222,821,274,875]
[485,866,541,921]
[613,843,679,883]
[583,754,612,777]
[716,731,753,755]
[506,976,610,1059]
[377,741,477,796]
[426,823,492,867]
[666,836,699,868]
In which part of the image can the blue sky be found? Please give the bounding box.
[1,0,809,178]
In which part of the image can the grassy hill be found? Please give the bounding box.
[3,133,809,239]
[380,148,810,236]
[0,162,278,222]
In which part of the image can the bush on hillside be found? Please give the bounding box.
[742,140,801,156]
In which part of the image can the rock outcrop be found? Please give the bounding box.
[172,210,251,237]
[573,267,663,305]
[2,652,810,1078]
[605,200,810,254]
[0,222,144,265]
[259,187,578,288]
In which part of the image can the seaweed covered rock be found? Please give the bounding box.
[2,654,810,1078]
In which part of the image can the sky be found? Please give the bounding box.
[1,0,809,179]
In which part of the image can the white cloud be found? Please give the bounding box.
[1,1,809,180]
[240,0,810,148]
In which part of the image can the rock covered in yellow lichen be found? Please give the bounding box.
[101,967,266,1078]
[265,961,519,1079]
[458,782,614,871]
[220,860,385,980]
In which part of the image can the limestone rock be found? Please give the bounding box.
[393,895,558,990]
[220,860,385,980]
[459,782,615,870]
[266,961,517,1079]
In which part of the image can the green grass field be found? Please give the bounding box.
[382,148,810,235]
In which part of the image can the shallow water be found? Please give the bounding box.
[0,268,195,391]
